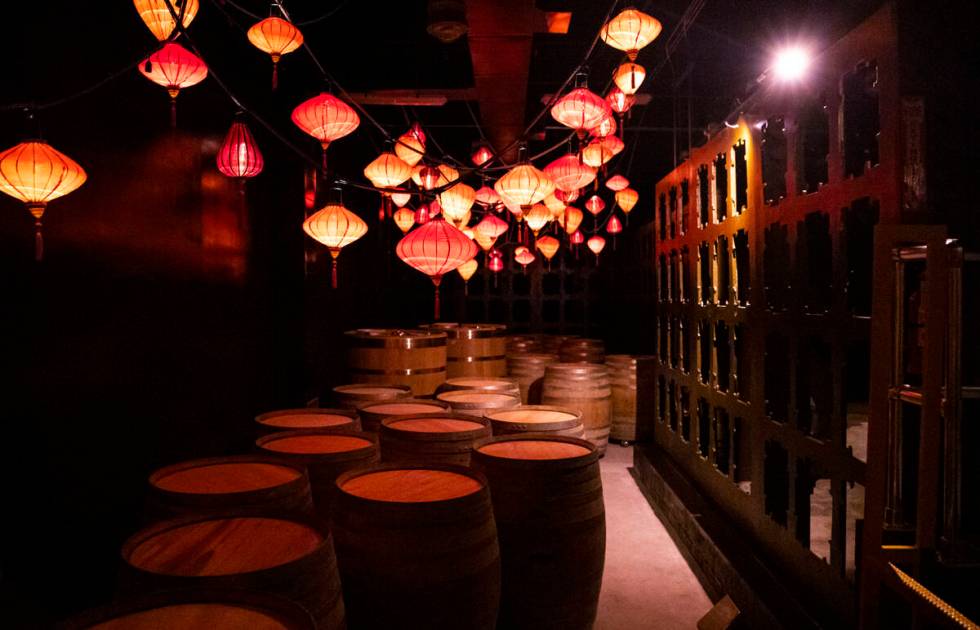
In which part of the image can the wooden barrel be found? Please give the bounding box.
[607,355,646,443]
[559,338,606,364]
[346,329,447,396]
[357,399,451,433]
[332,464,500,629]
[255,431,379,519]
[331,383,412,410]
[506,353,559,403]
[145,456,314,521]
[541,363,612,454]
[471,435,605,630]
[119,513,345,629]
[254,408,359,437]
[506,334,542,355]
[436,323,507,378]
[61,589,316,629]
[435,390,520,418]
[436,376,521,399]
[539,334,579,355]
[379,413,491,466]
[485,405,585,438]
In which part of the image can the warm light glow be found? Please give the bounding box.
[396,219,478,319]
[570,230,585,245]
[555,188,579,204]
[393,207,415,233]
[515,248,536,268]
[615,187,639,214]
[543,192,565,216]
[395,132,425,166]
[600,8,662,60]
[582,136,624,167]
[494,163,555,210]
[303,203,368,288]
[140,42,208,97]
[613,62,646,95]
[556,206,584,234]
[606,88,635,115]
[456,258,478,282]
[544,154,596,192]
[364,152,412,188]
[545,12,572,34]
[773,46,812,82]
[0,140,87,261]
[591,113,617,138]
[216,120,263,180]
[475,185,501,207]
[390,190,412,208]
[607,213,623,234]
[247,16,302,88]
[536,235,560,261]
[587,235,606,256]
[585,194,606,215]
[524,203,552,235]
[551,87,612,135]
[474,232,496,251]
[475,213,508,239]
[438,182,476,223]
[414,204,430,225]
[471,143,494,167]
[605,174,630,191]
[133,0,199,42]
[488,252,504,273]
[291,93,360,150]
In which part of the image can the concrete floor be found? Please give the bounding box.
[596,445,713,629]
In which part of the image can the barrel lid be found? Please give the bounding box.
[126,517,322,576]
[486,406,580,424]
[383,414,488,435]
[339,466,484,503]
[152,461,301,495]
[436,391,518,404]
[506,353,559,362]
[333,383,412,397]
[445,377,515,389]
[345,328,446,348]
[477,439,592,460]
[258,433,375,455]
[360,400,448,415]
[255,408,356,429]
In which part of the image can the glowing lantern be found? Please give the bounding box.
[613,62,646,95]
[437,164,460,186]
[543,193,565,217]
[414,204,430,225]
[600,8,662,60]
[607,213,623,235]
[570,230,585,245]
[133,0,199,42]
[139,42,207,126]
[0,140,87,261]
[616,187,639,215]
[473,233,495,252]
[391,190,412,208]
[428,199,442,217]
[216,120,264,185]
[591,113,617,138]
[556,206,584,234]
[585,195,606,215]
[396,219,478,319]
[582,136,624,168]
[471,143,494,167]
[247,16,303,89]
[536,235,560,269]
[393,207,415,233]
[494,162,554,211]
[364,152,412,188]
[291,93,360,172]
[551,87,611,137]
[606,88,635,115]
[395,132,425,167]
[475,185,501,208]
[515,248,535,273]
[488,250,504,286]
[438,182,476,223]
[515,245,529,256]
[474,214,507,252]
[303,203,368,288]
[587,235,606,262]
[606,174,630,191]
[457,258,478,294]
[556,188,579,204]
[524,203,552,236]
[544,154,596,193]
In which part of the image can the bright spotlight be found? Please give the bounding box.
[772,46,811,82]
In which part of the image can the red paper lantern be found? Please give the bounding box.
[585,195,606,215]
[555,188,579,204]
[605,174,630,191]
[216,120,264,184]
[544,154,596,193]
[551,87,611,137]
[570,230,585,245]
[591,113,617,138]
[607,213,623,234]
[606,88,635,115]
[414,204,430,225]
[139,42,207,126]
[471,143,494,167]
[291,93,359,172]
[475,185,501,208]
[396,218,478,319]
[475,213,508,239]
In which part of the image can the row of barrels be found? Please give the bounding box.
[65,383,605,629]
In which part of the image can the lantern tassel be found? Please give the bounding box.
[464,281,469,296]
[432,276,443,320]
[321,145,329,177]
[271,60,279,91]
[329,249,340,289]
[168,90,179,128]
[34,217,44,262]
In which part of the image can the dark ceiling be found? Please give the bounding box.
[4,0,888,194]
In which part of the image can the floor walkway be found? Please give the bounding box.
[596,445,713,629]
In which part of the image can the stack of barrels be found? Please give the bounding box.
[66,325,633,629]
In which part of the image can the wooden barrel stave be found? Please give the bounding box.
[541,363,612,455]
[346,329,447,396]
[332,383,413,410]
[379,413,491,466]
[606,355,644,443]
[356,399,452,433]
[435,390,520,418]
[435,376,521,400]
[558,338,606,364]
[506,353,559,404]
[485,405,585,438]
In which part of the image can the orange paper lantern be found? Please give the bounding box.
[524,203,552,236]
[390,190,412,208]
[544,154,596,193]
[133,0,199,41]
[247,16,303,89]
[613,62,646,95]
[140,42,207,126]
[393,207,415,233]
[494,162,554,211]
[551,87,611,137]
[587,235,606,261]
[556,206,584,234]
[457,257,478,294]
[600,8,662,60]
[0,140,87,260]
[395,132,425,167]
[303,203,368,288]
[582,136,625,168]
[396,219,478,319]
[475,185,501,208]
[536,235,560,268]
[291,93,360,171]
[364,152,412,188]
[438,182,476,223]
[616,187,639,214]
[216,120,263,183]
[591,113,617,138]
[514,248,536,273]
